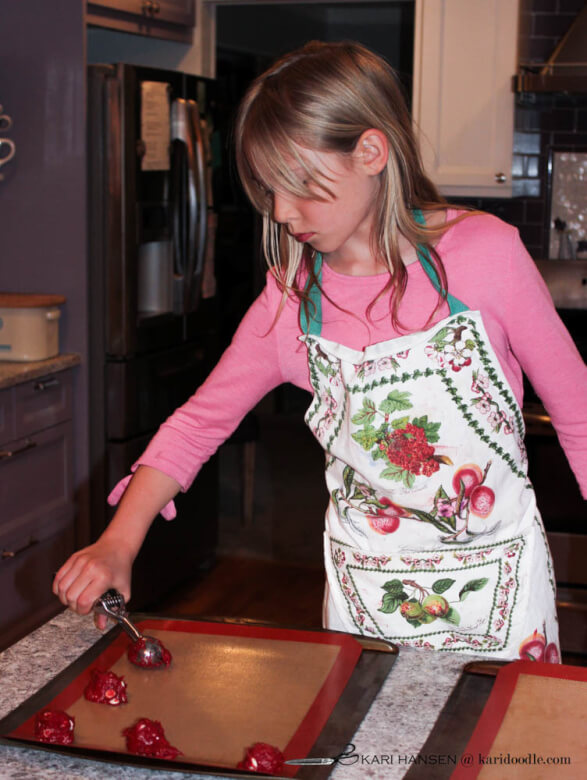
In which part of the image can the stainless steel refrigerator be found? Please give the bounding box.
[87,63,219,609]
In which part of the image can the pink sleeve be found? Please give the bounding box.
[505,230,587,497]
[111,276,288,508]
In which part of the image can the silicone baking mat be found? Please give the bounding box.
[452,661,587,779]
[0,617,398,778]
[405,660,586,780]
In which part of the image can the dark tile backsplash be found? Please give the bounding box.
[453,0,587,259]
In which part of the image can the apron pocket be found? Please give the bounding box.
[325,532,534,657]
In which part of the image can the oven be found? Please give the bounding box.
[525,262,587,658]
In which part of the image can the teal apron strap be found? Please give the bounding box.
[413,208,468,314]
[300,253,323,336]
[300,211,466,334]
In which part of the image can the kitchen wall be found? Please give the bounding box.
[457,0,587,260]
[0,1,90,543]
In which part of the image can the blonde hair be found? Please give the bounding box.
[235,40,464,329]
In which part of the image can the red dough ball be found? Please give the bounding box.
[127,637,172,668]
[84,669,128,705]
[122,717,182,760]
[238,742,285,774]
[34,710,75,745]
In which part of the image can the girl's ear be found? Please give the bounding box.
[355,129,388,175]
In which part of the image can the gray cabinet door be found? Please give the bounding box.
[13,371,73,439]
[87,0,194,27]
[0,369,76,649]
[0,510,75,652]
[0,421,73,539]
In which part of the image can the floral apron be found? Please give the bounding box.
[301,212,559,661]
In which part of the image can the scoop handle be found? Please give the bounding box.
[94,589,142,642]
[114,614,143,643]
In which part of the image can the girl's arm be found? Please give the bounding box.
[505,230,587,497]
[53,274,297,619]
[444,213,586,496]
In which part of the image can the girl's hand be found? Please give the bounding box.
[52,466,181,629]
[52,539,135,630]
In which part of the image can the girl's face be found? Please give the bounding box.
[269,145,382,265]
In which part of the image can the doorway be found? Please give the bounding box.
[216,2,415,92]
[212,2,416,565]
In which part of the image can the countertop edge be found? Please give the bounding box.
[0,353,81,389]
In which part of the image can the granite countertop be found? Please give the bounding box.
[0,353,81,390]
[0,611,479,780]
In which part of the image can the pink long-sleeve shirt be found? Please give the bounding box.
[120,211,587,501]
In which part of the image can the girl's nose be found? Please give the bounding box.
[272,191,296,224]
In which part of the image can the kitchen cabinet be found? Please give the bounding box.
[0,368,75,651]
[87,0,195,42]
[412,0,519,198]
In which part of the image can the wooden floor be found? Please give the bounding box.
[157,556,325,629]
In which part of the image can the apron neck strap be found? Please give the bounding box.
[301,253,323,336]
[413,208,468,315]
[300,210,468,335]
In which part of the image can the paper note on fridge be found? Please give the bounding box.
[140,81,171,171]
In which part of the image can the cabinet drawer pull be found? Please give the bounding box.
[2,537,38,559]
[495,172,508,183]
[34,377,60,391]
[0,439,37,460]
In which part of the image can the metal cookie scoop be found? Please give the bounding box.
[94,589,167,667]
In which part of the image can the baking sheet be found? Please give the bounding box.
[406,661,587,780]
[453,661,587,779]
[0,617,398,778]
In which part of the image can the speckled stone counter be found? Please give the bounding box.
[0,353,81,389]
[0,611,477,779]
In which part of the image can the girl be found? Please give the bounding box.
[54,41,586,660]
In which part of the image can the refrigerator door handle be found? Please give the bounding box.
[188,100,208,285]
[171,98,198,313]
[170,138,186,279]
[184,115,199,313]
